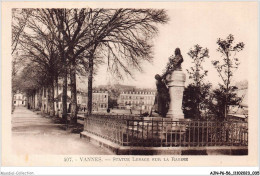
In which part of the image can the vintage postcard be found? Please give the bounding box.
[1,1,259,169]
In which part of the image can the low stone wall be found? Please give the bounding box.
[83,115,248,148]
[80,131,248,155]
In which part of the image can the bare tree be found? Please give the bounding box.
[12,9,33,112]
[13,8,169,124]
[41,8,91,123]
[82,9,169,114]
[45,8,168,121]
[17,10,62,115]
[12,9,32,54]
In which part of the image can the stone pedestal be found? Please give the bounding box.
[165,70,186,120]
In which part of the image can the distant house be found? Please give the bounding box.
[228,81,248,121]
[92,90,109,111]
[13,93,27,106]
[117,89,156,111]
[77,91,87,107]
[53,86,108,114]
[99,84,156,111]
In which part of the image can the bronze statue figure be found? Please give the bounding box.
[153,74,170,117]
[162,48,184,79]
[152,48,184,117]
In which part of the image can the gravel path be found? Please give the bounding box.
[12,106,113,155]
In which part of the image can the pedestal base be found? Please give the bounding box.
[166,112,184,119]
[166,70,186,121]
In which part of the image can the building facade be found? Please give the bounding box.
[53,89,108,113]
[92,90,109,111]
[13,93,27,106]
[118,90,156,111]
[228,81,248,121]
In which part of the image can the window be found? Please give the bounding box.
[14,101,16,104]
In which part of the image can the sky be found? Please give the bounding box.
[78,2,257,90]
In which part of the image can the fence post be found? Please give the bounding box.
[126,120,129,146]
[152,119,154,146]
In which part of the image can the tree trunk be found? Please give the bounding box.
[87,56,94,115]
[224,53,230,119]
[43,88,46,113]
[56,76,59,117]
[37,88,42,110]
[32,92,34,109]
[87,46,98,115]
[70,61,78,124]
[46,87,49,114]
[41,88,44,112]
[33,90,36,109]
[11,91,14,113]
[47,82,55,116]
[30,94,32,109]
[35,90,39,110]
[62,70,68,120]
[27,96,30,109]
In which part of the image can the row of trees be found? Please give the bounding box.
[12,8,169,123]
[183,34,245,120]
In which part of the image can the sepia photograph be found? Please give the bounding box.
[1,1,259,172]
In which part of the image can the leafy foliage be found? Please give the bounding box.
[211,34,245,118]
[183,44,210,119]
[208,85,242,120]
[187,44,209,86]
[108,88,120,109]
[183,83,212,119]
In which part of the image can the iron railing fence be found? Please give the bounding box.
[84,115,248,147]
[81,113,143,120]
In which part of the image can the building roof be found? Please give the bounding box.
[236,88,248,107]
[93,90,108,93]
[121,91,156,95]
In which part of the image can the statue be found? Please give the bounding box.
[152,48,183,117]
[154,74,170,117]
[162,48,184,79]
[164,48,186,119]
[152,48,185,119]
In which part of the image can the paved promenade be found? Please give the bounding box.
[12,106,113,155]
